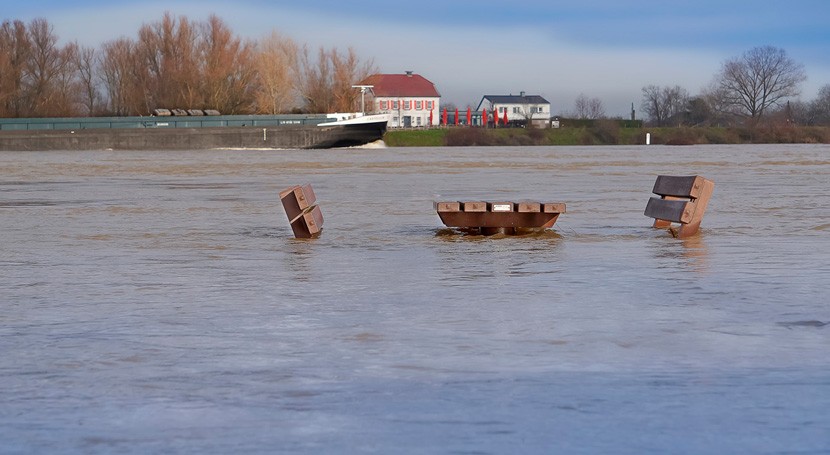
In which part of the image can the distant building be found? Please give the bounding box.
[476,92,551,127]
[360,71,441,128]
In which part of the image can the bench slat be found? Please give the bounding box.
[652,175,703,198]
[290,205,323,238]
[435,201,461,212]
[280,184,316,222]
[543,202,566,213]
[461,201,487,212]
[644,197,692,223]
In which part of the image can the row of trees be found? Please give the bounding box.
[3,16,826,127]
[0,14,376,117]
[640,46,830,127]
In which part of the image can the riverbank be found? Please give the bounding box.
[384,124,830,146]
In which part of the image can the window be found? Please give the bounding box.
[415,100,423,110]
[427,100,433,110]
[404,100,411,110]
[392,100,400,110]
[379,100,388,110]
[513,107,520,114]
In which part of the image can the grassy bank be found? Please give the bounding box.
[384,124,830,147]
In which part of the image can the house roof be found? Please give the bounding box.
[481,94,550,105]
[360,73,441,98]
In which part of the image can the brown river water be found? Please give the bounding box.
[1,144,828,453]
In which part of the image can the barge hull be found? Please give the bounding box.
[0,122,387,151]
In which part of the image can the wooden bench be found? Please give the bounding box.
[279,184,323,238]
[436,200,566,235]
[644,175,714,238]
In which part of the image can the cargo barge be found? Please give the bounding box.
[0,112,389,151]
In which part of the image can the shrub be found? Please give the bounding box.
[664,127,698,145]
[445,128,495,146]
[590,119,621,144]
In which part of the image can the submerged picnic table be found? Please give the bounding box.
[435,200,566,235]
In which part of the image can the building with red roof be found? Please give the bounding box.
[360,71,441,128]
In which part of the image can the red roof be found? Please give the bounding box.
[360,73,440,98]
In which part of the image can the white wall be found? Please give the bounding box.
[376,97,440,127]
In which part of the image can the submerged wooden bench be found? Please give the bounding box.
[644,175,714,238]
[280,184,323,238]
[436,200,566,235]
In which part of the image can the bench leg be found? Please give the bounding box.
[672,179,715,239]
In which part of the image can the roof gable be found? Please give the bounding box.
[361,73,441,98]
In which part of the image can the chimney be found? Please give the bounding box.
[405,70,413,77]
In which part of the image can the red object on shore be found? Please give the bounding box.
[466,107,472,125]
[429,109,433,126]
[441,108,447,125]
[494,109,500,126]
[454,108,459,126]
[503,109,508,126]
[482,108,487,126]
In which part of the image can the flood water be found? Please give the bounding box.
[1,144,829,454]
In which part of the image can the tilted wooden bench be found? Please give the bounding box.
[644,175,714,238]
[280,184,323,238]
[436,200,566,235]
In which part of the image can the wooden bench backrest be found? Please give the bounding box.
[644,175,714,238]
[280,184,323,238]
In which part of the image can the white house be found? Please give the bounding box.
[360,71,441,128]
[476,92,551,127]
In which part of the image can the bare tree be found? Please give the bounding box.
[641,85,689,126]
[9,18,81,117]
[74,44,100,115]
[2,12,379,117]
[330,47,376,113]
[99,37,143,115]
[809,84,830,125]
[640,85,664,125]
[50,41,81,117]
[0,19,30,117]
[587,98,605,119]
[25,18,63,115]
[134,12,201,111]
[297,45,376,113]
[253,31,299,114]
[297,46,332,113]
[573,93,605,119]
[713,45,806,121]
[199,14,257,113]
[685,96,714,126]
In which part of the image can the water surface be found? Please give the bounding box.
[1,144,829,453]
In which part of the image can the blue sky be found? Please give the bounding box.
[6,0,830,116]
